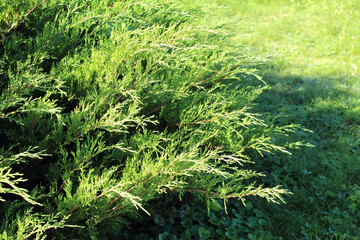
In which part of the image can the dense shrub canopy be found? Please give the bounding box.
[0,0,300,239]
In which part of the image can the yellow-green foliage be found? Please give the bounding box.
[0,0,303,239]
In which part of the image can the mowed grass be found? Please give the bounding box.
[187,0,360,239]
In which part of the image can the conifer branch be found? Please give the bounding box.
[175,118,216,126]
[149,101,171,114]
[1,0,48,43]
[24,0,48,17]
[107,162,178,208]
[69,194,103,213]
[197,64,241,85]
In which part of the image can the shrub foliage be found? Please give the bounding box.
[0,0,298,238]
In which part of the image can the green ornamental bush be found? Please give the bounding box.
[0,0,300,239]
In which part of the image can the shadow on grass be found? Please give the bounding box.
[246,62,360,239]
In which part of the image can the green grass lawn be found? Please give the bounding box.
[185,0,360,239]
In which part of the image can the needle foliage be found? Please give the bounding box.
[0,0,305,239]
